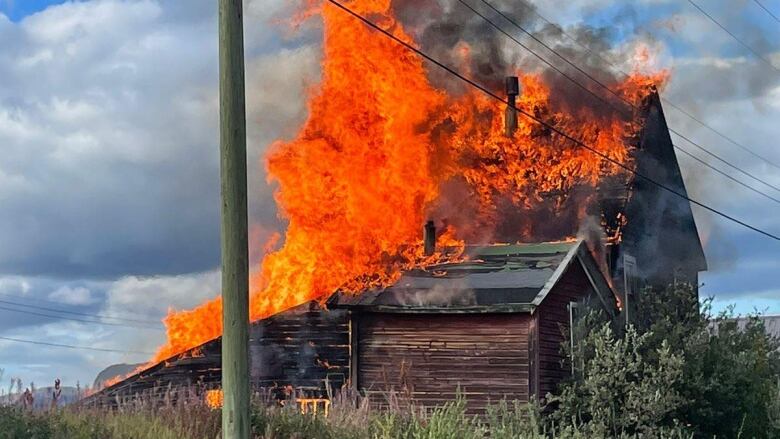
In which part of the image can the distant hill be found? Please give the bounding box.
[93,363,143,390]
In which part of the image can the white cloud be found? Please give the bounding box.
[47,286,95,306]
[103,270,220,319]
[0,0,319,278]
[0,269,221,389]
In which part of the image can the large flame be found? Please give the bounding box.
[150,0,666,363]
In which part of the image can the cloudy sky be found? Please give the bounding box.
[0,0,777,390]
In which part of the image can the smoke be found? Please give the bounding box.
[391,0,638,121]
[391,0,527,93]
[389,280,477,306]
[383,0,666,245]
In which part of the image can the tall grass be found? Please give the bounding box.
[0,389,696,439]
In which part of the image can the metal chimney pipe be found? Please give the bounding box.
[504,76,519,137]
[423,220,436,256]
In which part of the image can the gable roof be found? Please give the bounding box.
[331,240,616,315]
[623,92,707,273]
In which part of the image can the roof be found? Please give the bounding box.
[724,315,780,339]
[332,240,616,314]
[624,92,707,272]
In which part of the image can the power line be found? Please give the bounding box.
[0,297,161,326]
[324,0,780,241]
[456,0,629,116]
[659,98,780,171]
[687,0,780,73]
[673,143,780,204]
[670,130,780,195]
[463,0,780,200]
[754,0,780,24]
[0,305,162,331]
[473,0,630,109]
[0,335,152,355]
[498,0,780,172]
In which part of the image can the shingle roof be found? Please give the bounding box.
[331,240,611,312]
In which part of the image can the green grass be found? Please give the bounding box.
[0,394,691,439]
[0,404,220,439]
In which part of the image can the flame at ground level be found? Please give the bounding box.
[205,389,224,409]
[150,0,666,365]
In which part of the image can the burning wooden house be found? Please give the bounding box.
[84,240,615,412]
[81,0,710,408]
[83,83,707,412]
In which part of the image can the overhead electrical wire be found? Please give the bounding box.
[672,143,780,204]
[0,335,152,355]
[495,0,780,172]
[464,0,780,201]
[0,297,161,326]
[670,130,780,195]
[324,0,780,241]
[455,0,630,115]
[659,98,780,171]
[0,304,162,331]
[687,0,780,73]
[754,0,780,23]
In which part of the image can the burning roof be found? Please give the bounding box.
[149,0,672,364]
[333,240,614,312]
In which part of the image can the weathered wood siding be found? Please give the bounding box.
[356,313,530,413]
[534,262,591,398]
[249,305,350,397]
[82,303,349,406]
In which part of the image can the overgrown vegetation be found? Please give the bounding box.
[0,283,778,438]
[553,282,780,438]
[634,283,780,438]
[0,404,220,439]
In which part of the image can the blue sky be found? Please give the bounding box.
[0,0,66,21]
[0,0,778,389]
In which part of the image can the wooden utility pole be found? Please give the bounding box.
[219,0,249,438]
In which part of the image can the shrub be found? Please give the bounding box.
[0,407,53,439]
[550,323,688,437]
[636,283,780,438]
[554,283,780,438]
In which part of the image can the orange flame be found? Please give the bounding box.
[150,0,665,364]
[205,389,224,409]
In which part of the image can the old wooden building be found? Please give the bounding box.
[84,91,706,413]
[598,91,707,311]
[332,240,616,412]
[85,240,616,413]
[83,303,350,406]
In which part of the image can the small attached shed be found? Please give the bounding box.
[333,240,617,413]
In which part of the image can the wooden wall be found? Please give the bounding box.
[249,305,350,398]
[356,313,531,414]
[534,261,592,398]
[82,303,350,406]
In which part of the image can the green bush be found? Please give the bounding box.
[0,407,53,439]
[552,283,780,438]
[550,323,688,437]
[636,283,780,438]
